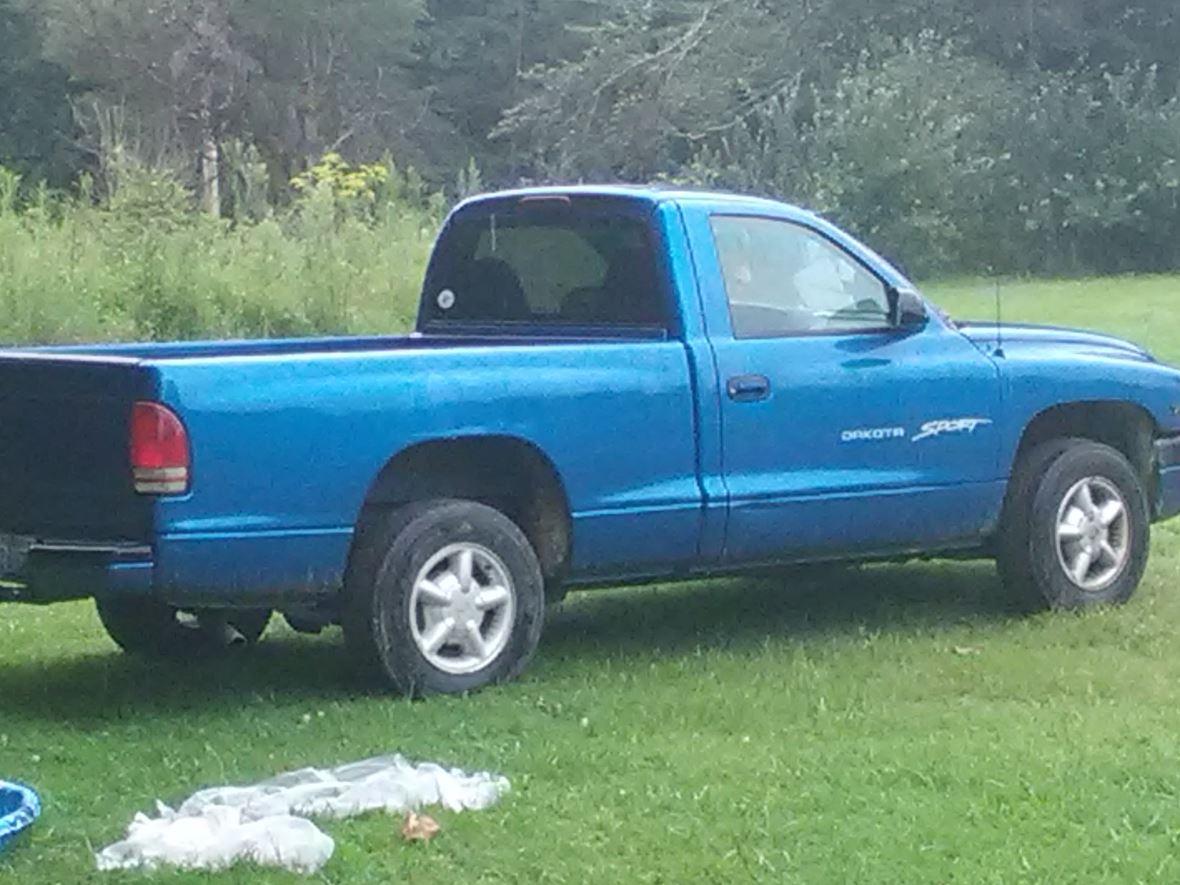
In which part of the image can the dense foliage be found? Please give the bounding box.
[2,0,1179,280]
[0,159,436,344]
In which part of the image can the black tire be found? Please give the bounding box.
[996,438,1150,611]
[95,599,271,657]
[343,498,545,697]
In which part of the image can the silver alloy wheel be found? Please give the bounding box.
[408,542,516,675]
[1054,476,1132,592]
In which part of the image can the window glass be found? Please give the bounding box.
[423,212,665,327]
[711,216,890,338]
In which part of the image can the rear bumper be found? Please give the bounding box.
[1,528,349,606]
[1155,436,1180,523]
[0,541,152,604]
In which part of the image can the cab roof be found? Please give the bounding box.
[456,184,819,221]
[451,184,910,289]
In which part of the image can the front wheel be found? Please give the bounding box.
[342,499,545,696]
[996,438,1150,611]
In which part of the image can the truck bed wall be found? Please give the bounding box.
[147,338,702,600]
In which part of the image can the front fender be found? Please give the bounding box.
[1000,353,1180,447]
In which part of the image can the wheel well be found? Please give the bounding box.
[355,436,572,584]
[1015,401,1156,489]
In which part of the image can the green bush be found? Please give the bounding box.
[0,160,439,346]
[967,66,1180,275]
[682,38,1180,278]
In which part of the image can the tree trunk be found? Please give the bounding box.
[1025,0,1039,70]
[199,131,220,217]
[303,112,320,165]
[198,92,220,217]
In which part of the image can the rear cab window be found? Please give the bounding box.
[419,197,670,334]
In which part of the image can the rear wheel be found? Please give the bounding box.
[343,499,545,696]
[95,599,271,657]
[996,438,1149,610]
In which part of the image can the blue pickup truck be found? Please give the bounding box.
[2,185,1179,695]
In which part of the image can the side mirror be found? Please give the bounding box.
[889,286,928,329]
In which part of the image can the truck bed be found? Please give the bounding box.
[0,330,700,601]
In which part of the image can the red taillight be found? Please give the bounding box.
[130,401,190,495]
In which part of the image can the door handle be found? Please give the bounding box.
[727,374,771,402]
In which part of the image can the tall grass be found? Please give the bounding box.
[0,165,437,346]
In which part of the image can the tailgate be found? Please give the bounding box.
[0,353,156,541]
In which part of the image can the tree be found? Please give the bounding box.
[233,0,426,177]
[0,0,79,188]
[964,0,1180,82]
[411,0,600,182]
[37,0,430,210]
[39,0,254,214]
[491,0,975,182]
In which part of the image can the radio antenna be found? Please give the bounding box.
[994,277,1005,358]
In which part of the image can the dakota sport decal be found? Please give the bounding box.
[839,418,993,443]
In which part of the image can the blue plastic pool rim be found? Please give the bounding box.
[0,780,41,852]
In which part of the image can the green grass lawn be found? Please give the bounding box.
[927,273,1180,364]
[3,274,1180,883]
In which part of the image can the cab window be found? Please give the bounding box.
[711,216,890,338]
[423,209,666,328]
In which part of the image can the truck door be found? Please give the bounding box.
[683,207,1004,564]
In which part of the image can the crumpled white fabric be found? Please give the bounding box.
[95,754,510,874]
[95,806,333,875]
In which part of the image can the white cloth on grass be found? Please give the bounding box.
[95,754,510,874]
[95,806,334,875]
